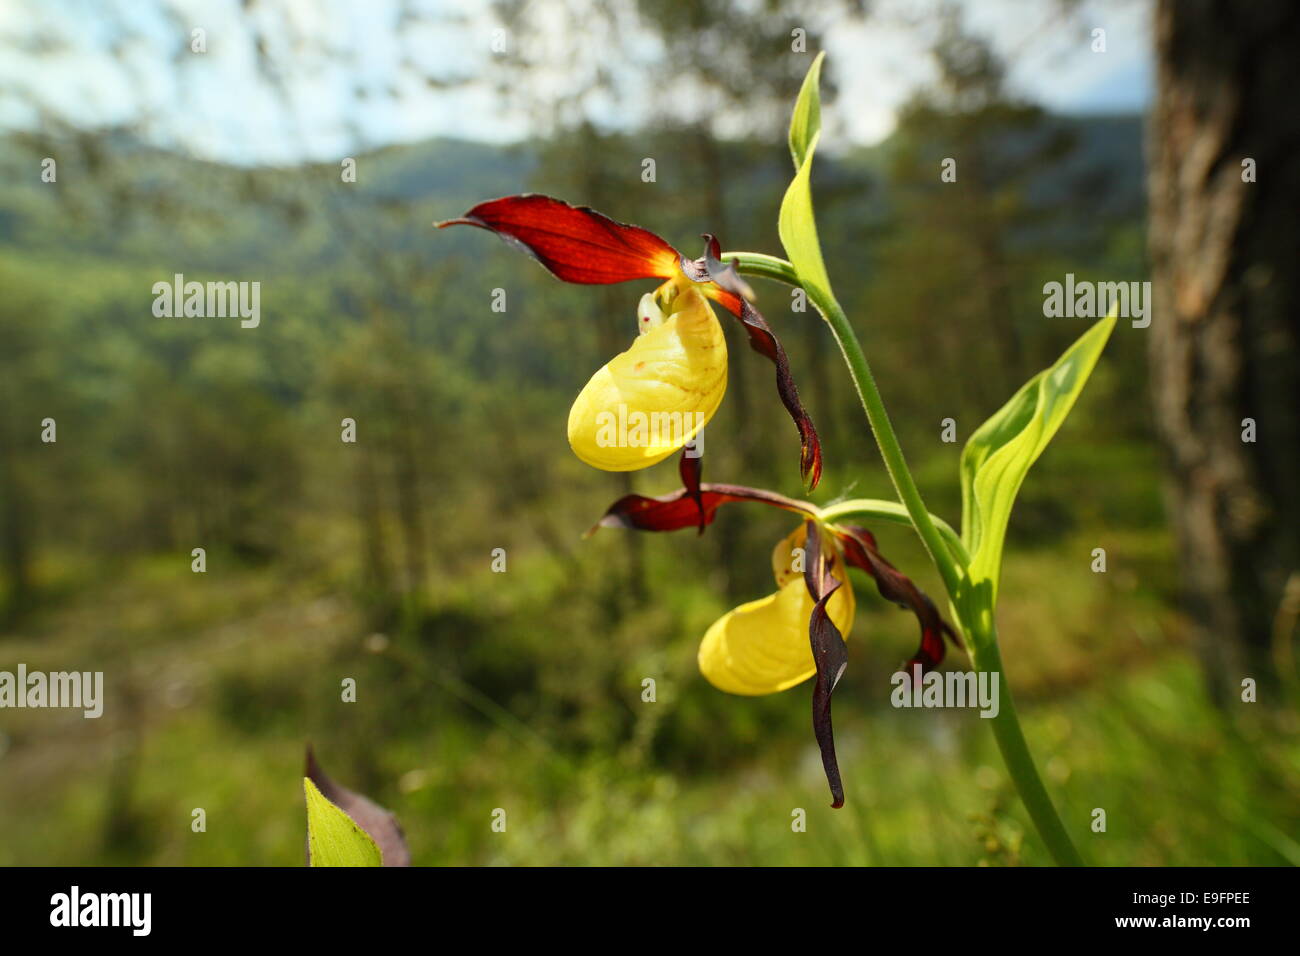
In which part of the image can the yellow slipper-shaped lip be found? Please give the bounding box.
[567,285,727,471]
[698,550,855,696]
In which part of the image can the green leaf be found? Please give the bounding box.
[960,309,1119,605]
[305,777,383,867]
[779,53,833,305]
[788,51,825,169]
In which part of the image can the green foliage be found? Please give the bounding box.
[960,310,1118,613]
[304,778,382,867]
[4,537,1297,866]
[787,51,823,169]
[778,53,833,306]
[0,26,1251,869]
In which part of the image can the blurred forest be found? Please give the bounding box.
[0,0,1296,866]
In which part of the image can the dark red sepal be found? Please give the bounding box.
[589,482,815,535]
[437,194,680,284]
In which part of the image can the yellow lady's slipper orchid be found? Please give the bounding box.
[437,194,822,487]
[593,476,960,808]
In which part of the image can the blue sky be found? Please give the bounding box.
[0,0,1152,165]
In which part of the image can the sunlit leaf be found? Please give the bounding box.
[960,310,1119,605]
[779,54,833,304]
[304,777,383,867]
[788,50,824,169]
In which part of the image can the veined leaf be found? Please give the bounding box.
[779,53,833,304]
[305,777,383,867]
[960,309,1118,605]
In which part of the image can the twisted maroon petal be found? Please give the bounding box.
[678,448,706,533]
[687,237,823,489]
[803,521,849,809]
[834,524,961,672]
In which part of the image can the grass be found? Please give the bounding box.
[1,525,1296,866]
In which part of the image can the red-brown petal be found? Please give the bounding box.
[685,238,823,489]
[835,525,961,672]
[437,194,681,284]
[678,448,706,533]
[803,521,849,808]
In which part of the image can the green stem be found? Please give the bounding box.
[728,249,1083,867]
[969,629,1085,866]
[721,251,801,286]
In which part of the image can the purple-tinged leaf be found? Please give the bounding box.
[305,746,411,867]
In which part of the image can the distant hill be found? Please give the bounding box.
[0,113,1143,274]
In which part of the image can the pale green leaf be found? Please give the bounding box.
[788,51,825,169]
[305,777,383,867]
[779,53,833,304]
[960,309,1119,604]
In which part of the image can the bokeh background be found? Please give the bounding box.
[1,0,1297,866]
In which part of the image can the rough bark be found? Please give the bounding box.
[1147,0,1300,703]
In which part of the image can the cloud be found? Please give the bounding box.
[0,0,1152,165]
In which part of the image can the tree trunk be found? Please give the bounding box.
[1147,0,1300,704]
